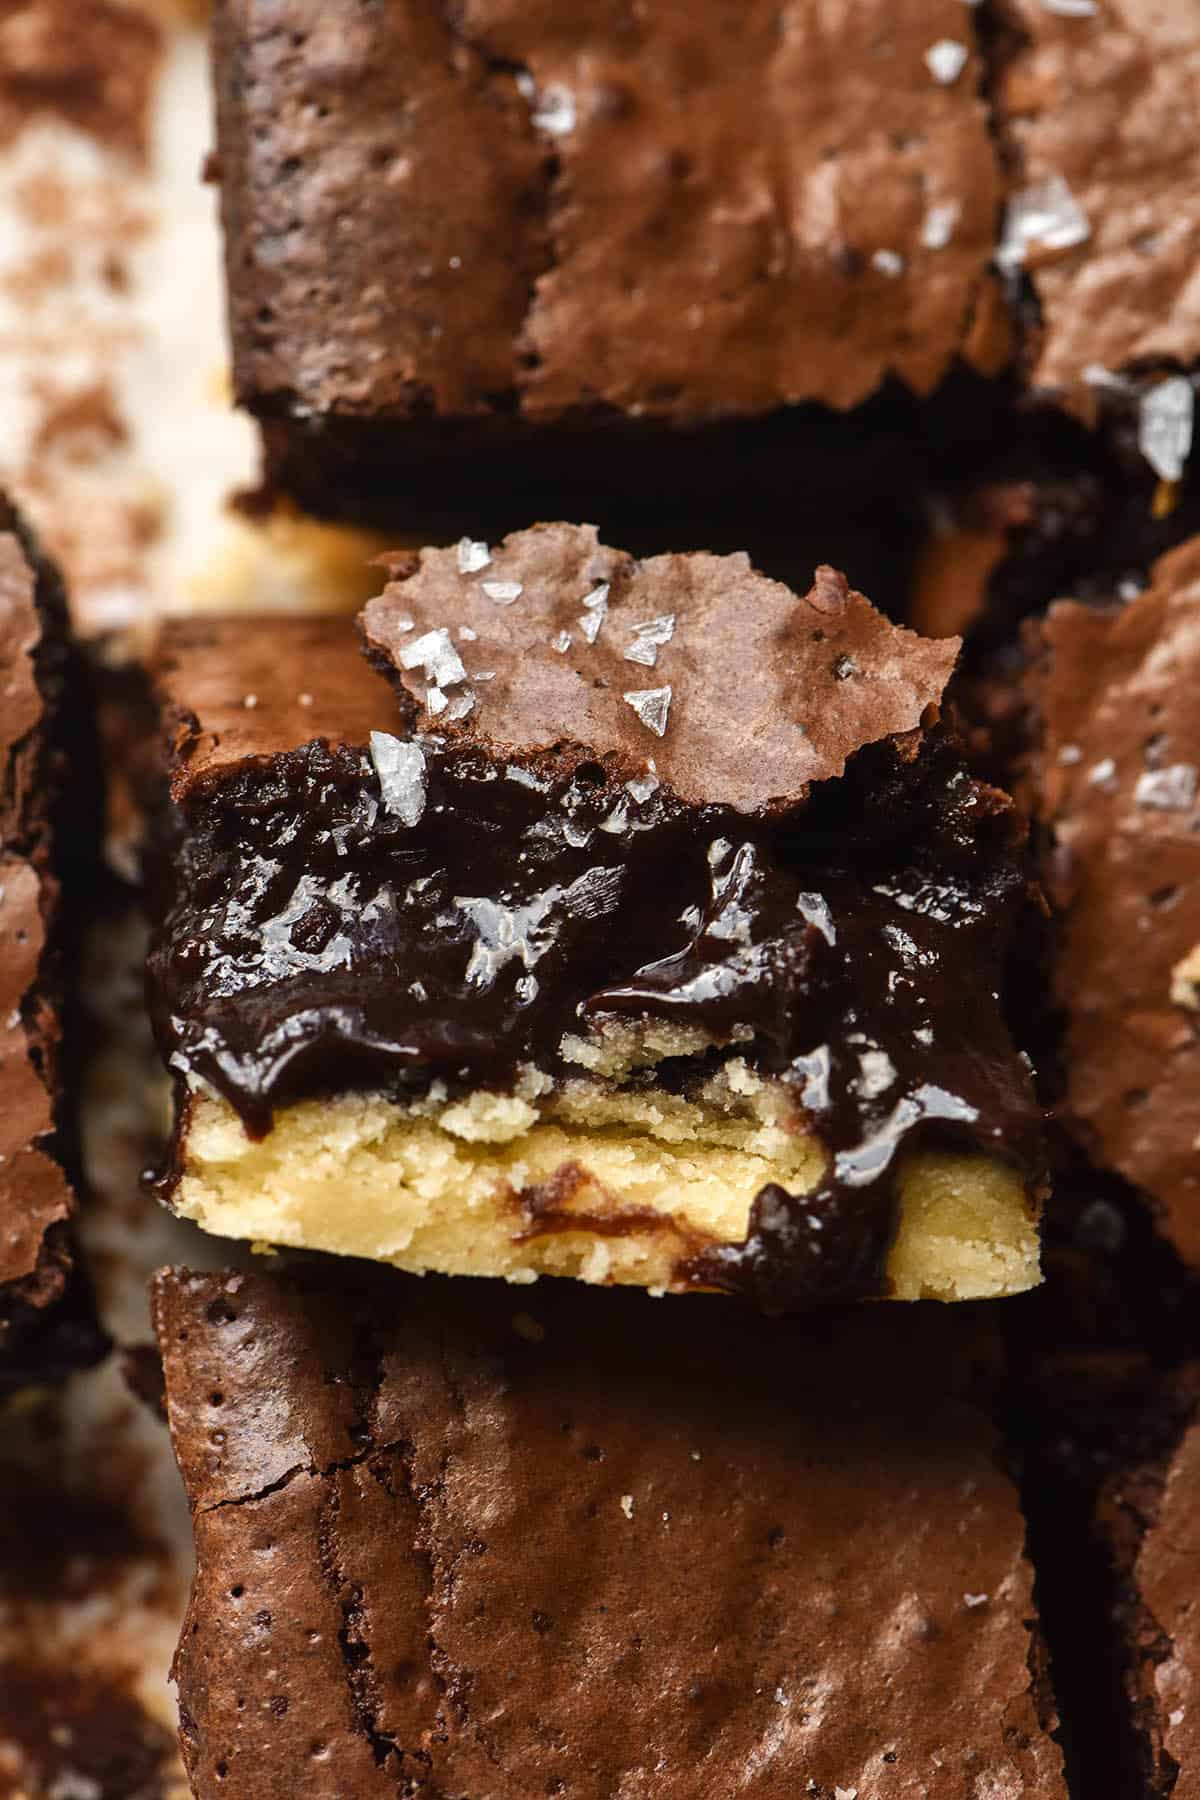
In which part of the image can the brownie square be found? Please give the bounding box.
[154,1264,1065,1799]
[995,0,1200,411]
[0,497,104,1387]
[1025,534,1200,1268]
[211,0,1008,517]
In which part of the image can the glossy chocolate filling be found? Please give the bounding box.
[147,729,1042,1309]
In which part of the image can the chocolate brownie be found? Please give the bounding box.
[0,496,103,1387]
[993,0,1200,412]
[210,0,1010,518]
[153,1263,1066,1799]
[145,529,1046,1310]
[1080,1368,1200,1799]
[1026,534,1200,1266]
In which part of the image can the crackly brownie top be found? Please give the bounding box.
[0,516,73,1316]
[996,0,1200,404]
[362,526,959,813]
[1032,534,1200,1263]
[154,1265,1063,1800]
[217,0,1007,423]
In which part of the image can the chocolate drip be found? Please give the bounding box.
[148,729,1042,1308]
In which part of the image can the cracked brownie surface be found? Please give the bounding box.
[154,1264,1065,1800]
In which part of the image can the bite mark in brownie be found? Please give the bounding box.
[146,529,1044,1309]
[153,1264,1066,1800]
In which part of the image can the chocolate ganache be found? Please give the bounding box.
[148,543,1043,1309]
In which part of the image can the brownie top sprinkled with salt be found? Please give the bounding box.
[996,0,1200,407]
[1031,533,1200,1263]
[362,524,959,814]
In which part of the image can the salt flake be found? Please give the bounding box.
[623,613,676,667]
[620,1494,634,1520]
[1136,764,1197,812]
[553,630,572,653]
[369,732,427,827]
[921,200,961,251]
[481,579,523,606]
[531,83,576,135]
[872,248,905,277]
[1138,377,1194,484]
[925,39,968,84]
[1041,0,1097,15]
[797,891,837,946]
[623,686,672,738]
[399,627,467,688]
[997,173,1090,271]
[456,537,491,573]
[427,686,448,716]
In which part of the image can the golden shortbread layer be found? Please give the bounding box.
[175,1061,1040,1302]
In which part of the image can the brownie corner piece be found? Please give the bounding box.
[153,1264,1066,1800]
[0,497,104,1387]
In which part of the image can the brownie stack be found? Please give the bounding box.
[12,0,1200,1794]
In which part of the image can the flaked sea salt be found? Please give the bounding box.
[456,537,491,573]
[427,686,448,716]
[531,83,576,135]
[1135,764,1198,812]
[398,626,467,688]
[997,173,1090,271]
[481,579,523,605]
[553,630,572,653]
[625,771,660,804]
[458,624,478,642]
[579,588,608,644]
[623,686,672,737]
[623,613,676,668]
[872,248,905,277]
[925,38,968,83]
[796,891,837,946]
[1138,376,1195,484]
[369,732,427,827]
[921,200,960,251]
[1041,0,1097,15]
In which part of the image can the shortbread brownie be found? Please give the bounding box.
[210,0,1009,517]
[1027,535,1200,1263]
[0,497,103,1387]
[153,1264,1065,1800]
[145,527,1045,1310]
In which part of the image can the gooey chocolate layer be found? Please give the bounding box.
[148,724,1041,1309]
